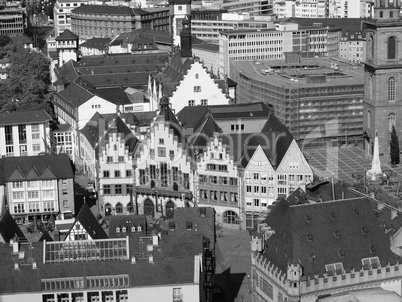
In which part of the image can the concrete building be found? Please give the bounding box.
[230,56,364,147]
[339,30,366,64]
[0,2,25,36]
[190,10,276,44]
[53,0,89,37]
[0,154,75,225]
[218,20,341,76]
[362,0,402,163]
[250,197,402,302]
[0,110,52,158]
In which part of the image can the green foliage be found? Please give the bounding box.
[0,42,52,114]
[390,125,400,166]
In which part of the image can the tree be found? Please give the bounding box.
[0,42,51,113]
[390,124,400,166]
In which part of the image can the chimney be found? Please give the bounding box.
[180,18,192,58]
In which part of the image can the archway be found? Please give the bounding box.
[105,203,112,216]
[165,200,175,219]
[143,198,155,217]
[116,203,123,214]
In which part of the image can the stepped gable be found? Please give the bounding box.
[0,211,27,243]
[67,203,108,240]
[1,154,74,181]
[188,115,222,158]
[157,96,183,142]
[260,198,401,278]
[105,116,139,153]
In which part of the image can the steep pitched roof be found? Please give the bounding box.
[57,82,94,107]
[56,29,78,41]
[80,37,111,51]
[54,59,79,84]
[105,116,139,153]
[108,215,147,238]
[0,110,52,126]
[89,88,132,105]
[68,203,108,240]
[260,198,401,278]
[0,211,27,243]
[0,154,75,180]
[80,112,104,149]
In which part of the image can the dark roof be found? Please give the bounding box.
[57,82,94,107]
[38,231,54,242]
[0,110,52,126]
[0,154,75,181]
[68,203,108,240]
[108,215,147,238]
[52,123,72,132]
[80,112,104,149]
[188,115,222,153]
[306,180,361,202]
[54,60,79,84]
[192,43,219,52]
[71,4,147,15]
[0,233,203,293]
[133,111,157,126]
[89,88,132,105]
[112,29,172,45]
[104,116,139,153]
[0,211,27,243]
[259,198,401,278]
[80,37,111,51]
[56,29,78,41]
[292,17,364,34]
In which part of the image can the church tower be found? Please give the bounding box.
[169,0,191,48]
[363,0,402,161]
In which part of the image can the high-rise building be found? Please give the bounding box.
[362,0,402,161]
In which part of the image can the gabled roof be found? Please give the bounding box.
[0,110,52,126]
[0,211,27,243]
[38,231,54,242]
[104,116,139,153]
[108,215,147,238]
[80,37,111,51]
[55,29,78,41]
[111,28,172,46]
[259,198,401,278]
[80,112,104,149]
[54,59,79,84]
[188,116,222,155]
[0,154,75,181]
[89,87,132,105]
[58,82,94,107]
[68,203,107,240]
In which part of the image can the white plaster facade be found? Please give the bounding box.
[195,135,241,229]
[167,60,230,113]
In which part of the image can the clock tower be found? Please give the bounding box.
[169,0,191,48]
[363,0,402,161]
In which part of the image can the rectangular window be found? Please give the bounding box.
[139,169,146,185]
[103,185,111,195]
[254,173,259,180]
[33,144,41,152]
[230,178,238,186]
[5,125,13,144]
[103,171,110,178]
[201,99,208,106]
[126,170,132,177]
[254,198,259,207]
[12,181,23,189]
[32,124,40,140]
[183,173,190,190]
[62,179,68,186]
[114,170,121,178]
[160,162,168,187]
[28,191,39,199]
[118,156,125,162]
[115,185,122,195]
[188,100,195,106]
[194,86,201,92]
[18,125,26,143]
[6,146,13,156]
[107,156,113,163]
[172,167,178,182]
[27,181,38,188]
[13,191,24,200]
[254,186,259,193]
[62,190,68,196]
[42,190,54,199]
[150,165,156,180]
[210,176,218,184]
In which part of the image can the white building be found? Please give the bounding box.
[0,110,52,158]
[98,115,138,216]
[53,0,89,37]
[149,20,232,113]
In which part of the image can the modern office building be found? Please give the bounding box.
[0,110,52,158]
[0,2,25,36]
[53,0,89,37]
[230,56,365,147]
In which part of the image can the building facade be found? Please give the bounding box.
[0,110,52,158]
[53,0,89,37]
[230,57,364,146]
[362,0,402,162]
[0,154,75,225]
[134,99,193,220]
[0,2,25,36]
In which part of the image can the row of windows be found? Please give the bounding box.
[103,170,132,178]
[103,184,132,195]
[42,275,129,291]
[42,290,128,302]
[198,175,238,185]
[199,189,238,202]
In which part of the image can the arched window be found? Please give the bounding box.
[116,203,123,214]
[369,75,373,100]
[368,36,374,59]
[368,110,371,129]
[388,77,396,101]
[388,36,397,59]
[223,211,239,225]
[389,113,396,133]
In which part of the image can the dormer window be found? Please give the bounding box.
[186,222,193,230]
[131,226,136,232]
[137,226,142,232]
[122,227,126,233]
[116,227,120,233]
